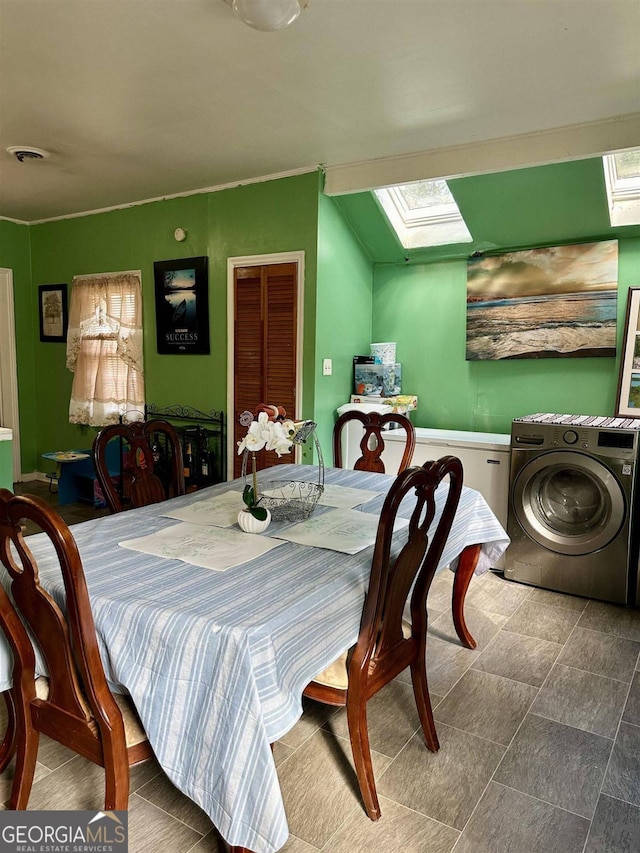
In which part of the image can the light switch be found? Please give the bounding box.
[322,358,332,376]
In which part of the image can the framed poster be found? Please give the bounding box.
[154,256,210,354]
[38,283,68,342]
[615,288,640,416]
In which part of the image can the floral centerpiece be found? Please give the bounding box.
[237,404,300,459]
[237,405,299,522]
[237,404,324,525]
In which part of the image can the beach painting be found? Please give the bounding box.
[466,240,618,360]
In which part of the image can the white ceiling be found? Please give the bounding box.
[1,0,639,223]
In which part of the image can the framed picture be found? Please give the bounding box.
[466,240,618,360]
[615,288,640,416]
[38,283,68,342]
[153,256,210,355]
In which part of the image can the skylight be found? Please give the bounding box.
[374,179,472,249]
[603,148,640,227]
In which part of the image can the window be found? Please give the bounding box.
[373,179,472,249]
[603,148,640,227]
[66,271,145,426]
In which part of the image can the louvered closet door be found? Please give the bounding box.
[233,263,298,478]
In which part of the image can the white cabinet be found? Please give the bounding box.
[381,427,511,530]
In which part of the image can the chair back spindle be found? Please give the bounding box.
[93,419,185,513]
[357,456,462,678]
[333,410,416,474]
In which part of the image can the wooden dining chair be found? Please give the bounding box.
[93,419,185,513]
[303,455,463,821]
[333,410,416,474]
[0,489,152,809]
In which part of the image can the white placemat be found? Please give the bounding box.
[316,483,383,509]
[161,489,242,527]
[271,508,408,555]
[120,521,284,571]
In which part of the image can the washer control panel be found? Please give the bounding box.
[550,426,591,448]
[511,421,639,459]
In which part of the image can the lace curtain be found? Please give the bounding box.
[66,271,145,426]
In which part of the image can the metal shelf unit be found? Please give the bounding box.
[144,404,226,490]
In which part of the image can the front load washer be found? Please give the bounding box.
[505,414,640,605]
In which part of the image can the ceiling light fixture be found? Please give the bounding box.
[7,146,50,162]
[225,0,308,32]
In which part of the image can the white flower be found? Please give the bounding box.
[237,419,268,454]
[281,419,296,438]
[264,420,283,451]
[238,407,304,457]
[266,421,295,457]
[273,435,294,457]
[246,429,267,451]
[270,423,295,456]
[256,411,272,443]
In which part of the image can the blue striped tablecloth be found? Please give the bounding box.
[1,464,509,852]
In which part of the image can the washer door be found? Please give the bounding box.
[512,451,626,556]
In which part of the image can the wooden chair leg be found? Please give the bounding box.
[409,657,439,753]
[452,544,482,649]
[9,732,39,809]
[103,752,131,811]
[8,695,39,810]
[0,690,17,772]
[346,699,380,821]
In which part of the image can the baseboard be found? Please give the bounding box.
[16,471,49,484]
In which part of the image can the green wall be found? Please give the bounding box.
[0,219,37,466]
[0,436,13,491]
[336,158,640,264]
[373,238,640,434]
[314,192,373,456]
[5,159,640,478]
[363,158,640,435]
[21,172,320,474]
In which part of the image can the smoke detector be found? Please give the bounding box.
[7,146,50,162]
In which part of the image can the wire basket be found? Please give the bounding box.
[258,479,323,521]
[241,420,324,522]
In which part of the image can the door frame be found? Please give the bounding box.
[0,268,22,480]
[226,251,305,480]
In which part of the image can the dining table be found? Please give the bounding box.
[0,463,509,853]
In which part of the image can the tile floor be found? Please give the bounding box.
[1,480,639,852]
